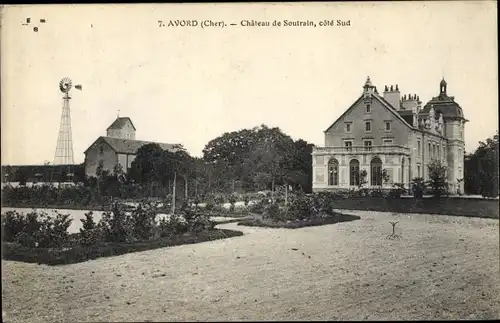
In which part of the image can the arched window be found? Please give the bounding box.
[349,159,360,186]
[370,157,382,186]
[328,158,339,186]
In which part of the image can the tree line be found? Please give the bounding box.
[90,124,313,199]
[4,128,498,199]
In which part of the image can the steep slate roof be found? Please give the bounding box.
[420,79,465,120]
[106,117,136,131]
[421,95,464,119]
[85,136,181,155]
[397,109,414,125]
[323,93,413,133]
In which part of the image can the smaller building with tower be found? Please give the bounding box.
[312,77,467,194]
[84,117,180,177]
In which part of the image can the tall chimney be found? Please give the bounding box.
[383,84,401,110]
[401,93,419,111]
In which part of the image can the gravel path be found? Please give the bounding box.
[2,210,499,322]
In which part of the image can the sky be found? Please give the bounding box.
[1,2,498,165]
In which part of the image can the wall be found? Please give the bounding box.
[409,129,448,180]
[84,140,117,177]
[106,121,136,140]
[312,152,407,190]
[117,153,137,172]
[324,96,412,147]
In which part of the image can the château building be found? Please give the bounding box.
[84,117,180,177]
[312,77,467,194]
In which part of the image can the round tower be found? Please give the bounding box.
[422,78,467,194]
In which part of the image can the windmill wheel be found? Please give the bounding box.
[59,77,72,93]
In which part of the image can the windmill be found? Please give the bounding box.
[53,78,82,181]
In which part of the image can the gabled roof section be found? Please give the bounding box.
[107,117,136,131]
[83,136,113,155]
[323,95,364,133]
[323,93,414,133]
[84,136,181,155]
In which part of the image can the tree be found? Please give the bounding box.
[285,139,314,192]
[73,163,86,184]
[95,160,105,195]
[201,124,316,195]
[162,146,192,214]
[464,132,499,197]
[426,159,448,197]
[15,168,28,186]
[2,165,13,183]
[129,143,165,186]
[244,126,295,202]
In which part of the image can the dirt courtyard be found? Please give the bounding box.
[2,210,499,322]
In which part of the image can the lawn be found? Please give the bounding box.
[2,210,499,322]
[328,196,499,218]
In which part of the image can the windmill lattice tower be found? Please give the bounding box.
[53,78,82,165]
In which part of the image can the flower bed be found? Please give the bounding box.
[237,213,360,229]
[2,229,243,266]
[1,201,244,265]
[236,192,361,228]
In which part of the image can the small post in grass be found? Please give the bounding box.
[386,221,402,240]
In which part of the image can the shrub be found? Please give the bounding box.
[348,188,363,198]
[214,195,225,206]
[177,200,215,233]
[233,204,250,215]
[187,214,215,233]
[249,198,269,214]
[1,211,30,242]
[427,160,448,197]
[158,215,187,237]
[262,203,283,221]
[204,196,216,213]
[411,177,426,199]
[193,197,201,208]
[242,195,250,206]
[388,183,406,199]
[97,204,135,243]
[369,189,388,198]
[228,194,237,212]
[79,211,101,246]
[312,193,337,215]
[2,229,244,266]
[286,194,314,221]
[1,210,72,248]
[130,201,158,240]
[238,213,361,229]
